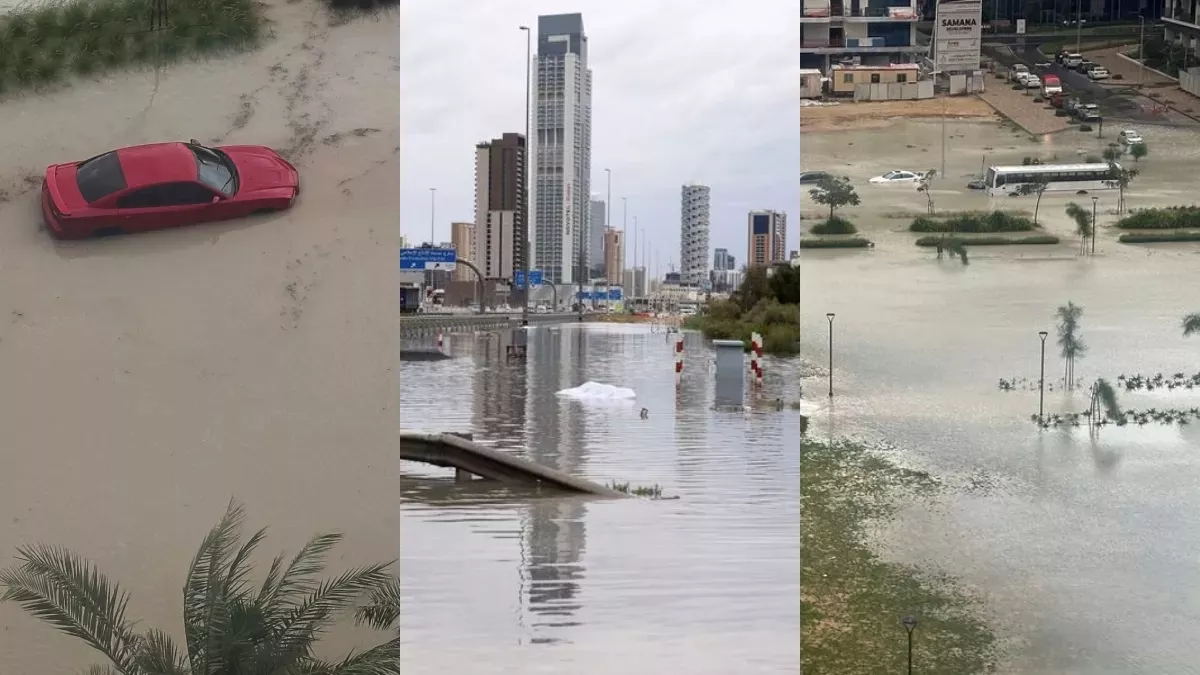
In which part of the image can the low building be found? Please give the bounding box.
[828,64,921,96]
[801,68,824,98]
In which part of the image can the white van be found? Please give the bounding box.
[1064,53,1083,68]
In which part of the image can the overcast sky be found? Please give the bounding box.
[400,0,799,274]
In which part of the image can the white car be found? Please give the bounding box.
[1024,75,1042,89]
[869,170,926,184]
[1118,129,1144,145]
[1088,67,1109,80]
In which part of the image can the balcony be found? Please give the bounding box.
[800,37,925,53]
[845,6,918,20]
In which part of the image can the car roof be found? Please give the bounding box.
[114,142,198,189]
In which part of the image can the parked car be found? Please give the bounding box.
[967,177,988,190]
[1064,53,1084,68]
[41,140,300,240]
[1118,129,1144,145]
[869,170,926,184]
[1087,67,1110,80]
[1076,60,1096,74]
[800,170,833,184]
[1025,75,1043,89]
[1042,74,1063,96]
[1009,64,1030,82]
[1080,105,1102,122]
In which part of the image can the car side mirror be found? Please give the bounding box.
[211,195,221,204]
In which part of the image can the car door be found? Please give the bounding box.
[116,182,213,233]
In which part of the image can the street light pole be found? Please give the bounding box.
[429,187,436,245]
[1075,0,1082,54]
[1039,331,1049,424]
[902,616,918,675]
[520,25,531,326]
[826,313,836,397]
[1091,196,1098,256]
[605,167,612,280]
[1138,16,1146,87]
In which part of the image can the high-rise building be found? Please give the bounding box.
[800,0,923,70]
[603,227,623,285]
[473,133,526,281]
[747,210,788,267]
[531,13,593,286]
[450,221,475,283]
[680,183,711,286]
[589,198,606,277]
[714,247,734,272]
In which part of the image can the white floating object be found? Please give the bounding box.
[555,381,637,402]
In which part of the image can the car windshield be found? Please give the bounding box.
[189,144,237,196]
[75,151,127,203]
[883,171,898,179]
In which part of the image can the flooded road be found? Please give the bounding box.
[802,120,1200,673]
[400,323,801,675]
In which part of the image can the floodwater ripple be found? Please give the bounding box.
[400,323,801,675]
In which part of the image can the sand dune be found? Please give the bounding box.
[0,2,398,670]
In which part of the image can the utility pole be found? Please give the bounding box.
[519,25,532,325]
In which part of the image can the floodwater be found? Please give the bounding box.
[802,120,1200,673]
[399,323,802,675]
[0,2,398,671]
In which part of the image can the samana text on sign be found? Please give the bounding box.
[933,0,983,72]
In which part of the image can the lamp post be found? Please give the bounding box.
[826,313,836,397]
[428,187,436,245]
[1039,330,1049,424]
[1074,0,1082,55]
[520,25,531,326]
[1138,16,1146,87]
[1091,196,1098,256]
[902,616,918,675]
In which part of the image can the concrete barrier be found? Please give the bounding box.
[399,431,627,497]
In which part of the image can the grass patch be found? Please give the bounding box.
[801,439,997,672]
[799,236,872,249]
[910,211,1036,233]
[1115,206,1200,230]
[810,215,857,235]
[607,481,666,499]
[915,234,1060,246]
[325,0,398,24]
[0,0,263,96]
[1118,231,1200,243]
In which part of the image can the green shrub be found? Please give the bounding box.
[798,237,872,249]
[1115,206,1200,230]
[914,234,1060,246]
[761,323,800,355]
[810,216,857,235]
[909,211,1036,233]
[1119,231,1200,243]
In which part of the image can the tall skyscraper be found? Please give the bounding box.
[714,247,733,272]
[680,183,711,286]
[473,133,526,281]
[603,227,622,285]
[589,197,606,277]
[450,221,475,283]
[747,210,788,267]
[531,13,593,286]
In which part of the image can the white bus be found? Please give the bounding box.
[985,162,1121,197]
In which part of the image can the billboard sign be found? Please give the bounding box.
[399,247,457,271]
[934,0,983,72]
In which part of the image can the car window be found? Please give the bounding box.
[117,182,213,209]
[76,151,128,203]
[189,146,236,195]
[164,182,216,205]
[117,185,172,209]
[883,171,897,179]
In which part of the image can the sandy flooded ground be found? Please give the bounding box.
[0,2,398,671]
[801,96,999,132]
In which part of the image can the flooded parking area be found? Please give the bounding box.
[400,324,802,675]
[802,118,1200,673]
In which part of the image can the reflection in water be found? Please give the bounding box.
[400,323,802,674]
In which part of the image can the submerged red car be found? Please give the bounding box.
[41,140,300,239]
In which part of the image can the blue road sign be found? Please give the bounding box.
[576,291,595,301]
[513,270,544,289]
[400,247,457,271]
[608,288,622,301]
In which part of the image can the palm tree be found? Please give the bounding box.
[1183,313,1200,337]
[0,500,401,675]
[1056,301,1087,390]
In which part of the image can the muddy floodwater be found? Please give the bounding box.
[399,323,801,675]
[0,2,398,670]
[802,120,1200,672]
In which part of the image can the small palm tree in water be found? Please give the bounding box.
[1183,313,1200,337]
[0,500,401,675]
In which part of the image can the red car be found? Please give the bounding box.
[41,140,300,239]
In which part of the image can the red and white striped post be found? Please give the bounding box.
[437,332,444,350]
[749,332,764,387]
[674,334,684,382]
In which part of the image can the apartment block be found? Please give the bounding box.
[450,221,475,283]
[800,0,924,71]
[603,227,623,285]
[747,210,787,267]
[473,133,525,282]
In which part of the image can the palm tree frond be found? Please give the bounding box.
[277,563,395,655]
[80,665,123,675]
[260,533,344,614]
[0,544,139,672]
[327,637,401,675]
[182,499,248,675]
[225,527,268,601]
[132,628,189,675]
[353,575,400,631]
[1183,313,1200,337]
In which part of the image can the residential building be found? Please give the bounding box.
[711,268,744,293]
[450,221,475,283]
[680,183,711,286]
[800,0,923,71]
[531,13,593,286]
[473,133,525,282]
[1165,0,1200,59]
[747,210,787,267]
[603,227,623,285]
[589,198,606,277]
